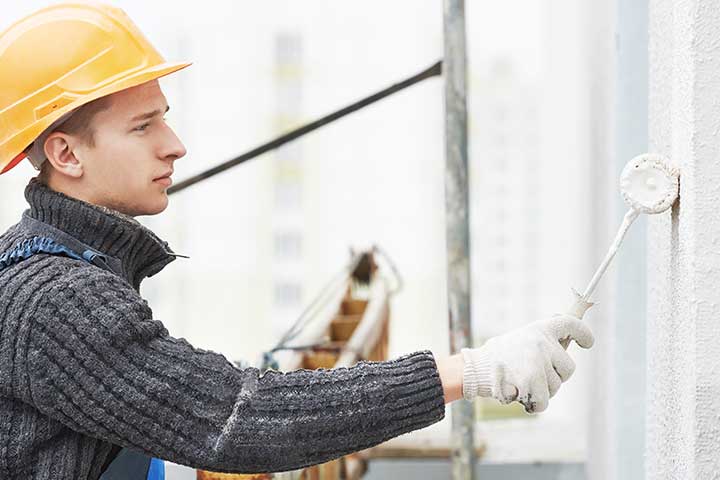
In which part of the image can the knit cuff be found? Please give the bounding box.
[461,347,494,400]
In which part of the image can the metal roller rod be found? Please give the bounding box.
[568,154,679,321]
[583,209,640,300]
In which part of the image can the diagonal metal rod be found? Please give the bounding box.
[168,60,442,195]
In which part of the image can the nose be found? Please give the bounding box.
[158,123,187,162]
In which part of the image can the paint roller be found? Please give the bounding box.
[564,153,679,330]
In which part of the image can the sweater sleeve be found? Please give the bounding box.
[24,267,445,474]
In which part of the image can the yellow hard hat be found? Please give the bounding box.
[0,2,191,174]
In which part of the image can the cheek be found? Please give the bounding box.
[90,136,150,185]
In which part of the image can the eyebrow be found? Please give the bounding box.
[130,105,170,122]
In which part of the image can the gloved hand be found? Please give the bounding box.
[461,315,594,413]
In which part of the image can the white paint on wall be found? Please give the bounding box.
[647,0,720,478]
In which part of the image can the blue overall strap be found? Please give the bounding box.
[98,448,165,479]
[19,212,124,276]
[147,458,165,480]
[99,449,152,479]
[0,236,84,270]
[98,449,168,480]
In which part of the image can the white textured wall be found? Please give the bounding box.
[647,0,720,478]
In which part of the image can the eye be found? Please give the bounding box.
[134,122,150,132]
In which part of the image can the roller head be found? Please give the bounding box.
[620,153,679,214]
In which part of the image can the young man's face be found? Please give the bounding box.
[74,80,186,216]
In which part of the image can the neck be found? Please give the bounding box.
[44,175,136,217]
[24,178,178,289]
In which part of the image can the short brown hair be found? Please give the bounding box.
[37,95,111,184]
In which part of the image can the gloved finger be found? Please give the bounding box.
[547,315,595,349]
[516,375,549,414]
[528,374,550,413]
[493,365,518,404]
[550,344,576,382]
[545,362,563,398]
[499,383,518,404]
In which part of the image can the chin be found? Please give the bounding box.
[144,198,169,216]
[128,196,169,217]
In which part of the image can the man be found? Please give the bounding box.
[0,3,594,479]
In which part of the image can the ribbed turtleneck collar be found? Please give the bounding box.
[24,179,178,290]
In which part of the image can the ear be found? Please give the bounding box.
[44,132,84,179]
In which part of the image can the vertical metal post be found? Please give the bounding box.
[443,1,475,479]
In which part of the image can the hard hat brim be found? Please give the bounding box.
[1,61,192,174]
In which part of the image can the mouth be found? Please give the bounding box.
[153,176,172,188]
[153,171,173,187]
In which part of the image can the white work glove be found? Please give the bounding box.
[461,315,594,413]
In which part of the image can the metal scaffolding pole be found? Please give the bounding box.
[443,0,475,479]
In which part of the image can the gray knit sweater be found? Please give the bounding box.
[0,180,445,479]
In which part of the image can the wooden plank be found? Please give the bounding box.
[335,280,389,368]
[343,456,367,480]
[275,279,350,371]
[366,444,486,460]
[197,472,271,480]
